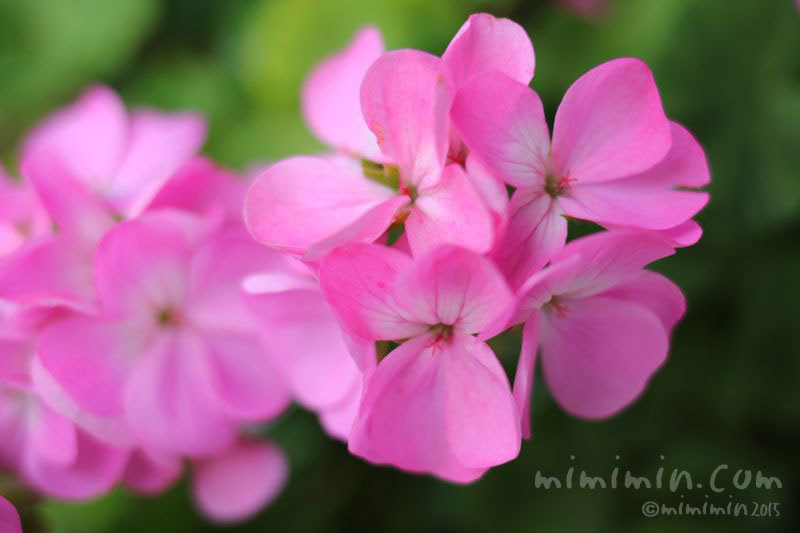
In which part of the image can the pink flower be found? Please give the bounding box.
[0,495,21,533]
[0,304,128,500]
[320,244,520,482]
[451,60,710,288]
[245,14,535,260]
[35,210,289,457]
[0,165,49,259]
[484,230,684,436]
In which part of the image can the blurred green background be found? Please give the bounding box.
[1,0,799,531]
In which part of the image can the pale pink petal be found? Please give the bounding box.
[37,317,133,417]
[124,333,237,457]
[514,314,540,439]
[246,288,361,411]
[318,378,362,440]
[490,187,567,290]
[349,333,518,482]
[22,85,127,191]
[391,246,512,333]
[442,13,535,90]
[123,449,182,494]
[406,164,494,255]
[0,496,21,533]
[21,149,115,245]
[551,59,671,184]
[244,156,395,256]
[319,243,425,340]
[23,429,128,500]
[28,403,77,467]
[199,332,290,422]
[106,109,206,216]
[360,50,447,188]
[305,195,410,261]
[540,296,668,419]
[599,270,686,333]
[192,440,288,524]
[464,155,509,220]
[302,27,384,157]
[451,72,550,187]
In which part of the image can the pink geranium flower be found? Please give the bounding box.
[451,60,710,288]
[484,230,685,436]
[0,165,49,259]
[320,244,520,482]
[245,14,535,259]
[0,495,21,533]
[35,210,289,457]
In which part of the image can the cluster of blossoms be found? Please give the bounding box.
[0,12,708,529]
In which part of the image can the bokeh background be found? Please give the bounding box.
[1,0,798,531]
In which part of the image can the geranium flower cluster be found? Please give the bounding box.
[0,12,709,528]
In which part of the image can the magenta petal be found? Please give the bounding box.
[391,246,512,334]
[22,85,127,191]
[192,440,288,524]
[360,50,447,188]
[21,150,115,245]
[123,333,237,457]
[37,317,132,417]
[244,156,395,256]
[442,13,535,90]
[451,72,550,187]
[28,403,77,467]
[551,58,671,184]
[302,26,384,157]
[319,243,425,340]
[349,333,518,482]
[406,164,495,255]
[0,496,21,533]
[246,288,361,411]
[599,270,686,333]
[490,187,567,290]
[199,332,290,422]
[123,449,182,495]
[107,109,206,216]
[514,314,540,439]
[540,296,668,419]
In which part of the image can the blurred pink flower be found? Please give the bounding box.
[0,495,21,533]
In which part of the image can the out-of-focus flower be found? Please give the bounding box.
[0,495,21,533]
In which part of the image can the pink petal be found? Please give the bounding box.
[406,164,495,255]
[246,288,361,411]
[123,333,237,457]
[540,296,668,419]
[391,246,512,333]
[490,187,567,290]
[442,13,535,91]
[349,333,518,482]
[464,155,509,219]
[28,403,77,467]
[513,314,540,439]
[23,428,128,500]
[319,243,425,340]
[318,378,362,440]
[360,50,447,188]
[22,85,127,191]
[123,449,182,494]
[599,270,686,333]
[192,440,288,524]
[451,72,550,187]
[0,496,21,533]
[302,26,384,158]
[199,332,290,422]
[106,109,206,216]
[244,156,396,256]
[21,149,115,245]
[37,317,133,417]
[551,58,671,184]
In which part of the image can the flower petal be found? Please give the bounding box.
[451,72,550,187]
[0,496,21,533]
[513,314,540,439]
[551,58,671,184]
[302,26,384,158]
[540,296,668,419]
[599,270,686,333]
[406,164,494,255]
[192,440,288,524]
